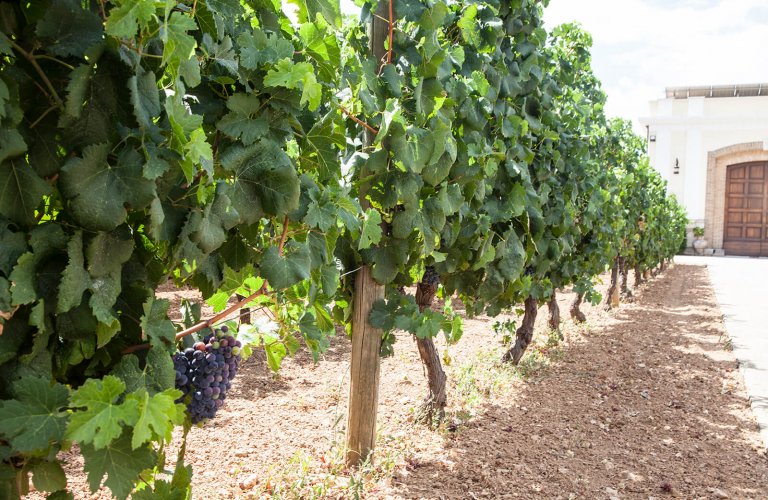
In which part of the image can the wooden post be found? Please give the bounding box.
[345,266,385,467]
[345,1,389,469]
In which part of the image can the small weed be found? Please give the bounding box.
[723,337,733,351]
[257,429,410,498]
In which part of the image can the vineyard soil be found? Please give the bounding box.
[37,263,768,498]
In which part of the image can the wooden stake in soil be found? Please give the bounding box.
[346,266,385,467]
[345,1,389,469]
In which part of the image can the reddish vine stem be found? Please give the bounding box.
[339,105,379,135]
[122,217,290,354]
[387,0,394,65]
[10,42,64,109]
[277,214,290,253]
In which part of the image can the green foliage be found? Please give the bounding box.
[0,0,687,497]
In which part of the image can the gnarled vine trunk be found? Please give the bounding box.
[502,296,538,365]
[414,270,446,426]
[634,267,644,287]
[570,293,587,323]
[605,257,621,309]
[620,260,631,297]
[547,290,562,339]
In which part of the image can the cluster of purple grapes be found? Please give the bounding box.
[172,326,242,423]
[421,266,440,286]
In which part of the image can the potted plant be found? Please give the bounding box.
[692,226,707,255]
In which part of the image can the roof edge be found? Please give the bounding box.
[665,84,768,99]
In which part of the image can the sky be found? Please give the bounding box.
[544,0,768,129]
[341,0,768,132]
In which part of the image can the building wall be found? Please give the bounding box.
[642,94,768,251]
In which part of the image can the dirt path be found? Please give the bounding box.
[386,264,768,499]
[37,264,768,499]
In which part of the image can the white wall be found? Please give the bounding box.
[642,95,768,222]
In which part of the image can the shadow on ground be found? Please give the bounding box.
[390,265,768,499]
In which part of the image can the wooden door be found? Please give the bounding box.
[724,162,768,256]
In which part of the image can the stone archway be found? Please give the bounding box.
[705,142,768,252]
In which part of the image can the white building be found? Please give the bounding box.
[641,84,768,257]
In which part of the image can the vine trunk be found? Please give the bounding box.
[570,293,587,323]
[503,296,539,365]
[414,279,447,426]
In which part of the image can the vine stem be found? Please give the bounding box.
[122,216,291,354]
[10,42,64,109]
[387,0,394,65]
[339,105,379,135]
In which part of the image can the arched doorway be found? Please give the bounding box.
[723,162,768,256]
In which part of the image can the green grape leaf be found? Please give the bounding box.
[304,189,337,231]
[105,0,155,38]
[66,376,139,450]
[222,141,300,219]
[0,157,51,226]
[87,229,135,279]
[81,431,156,500]
[30,460,67,493]
[358,209,382,250]
[260,242,311,290]
[206,0,243,18]
[0,377,69,453]
[140,297,176,351]
[8,225,68,306]
[36,0,103,57]
[457,5,481,47]
[216,93,269,145]
[183,128,213,175]
[0,220,27,275]
[62,64,92,119]
[0,128,26,163]
[125,388,184,449]
[0,79,8,119]
[128,68,161,132]
[237,30,294,69]
[0,32,10,55]
[263,59,321,111]
[263,333,287,372]
[133,479,187,500]
[58,231,90,313]
[306,0,341,27]
[111,347,175,395]
[60,144,155,231]
[298,21,341,82]
[301,112,344,179]
[162,12,199,86]
[202,34,239,76]
[142,144,172,180]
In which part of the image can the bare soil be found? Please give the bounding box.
[37,263,768,499]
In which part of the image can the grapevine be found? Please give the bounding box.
[0,0,687,496]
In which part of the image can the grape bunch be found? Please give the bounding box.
[421,266,440,286]
[172,326,242,423]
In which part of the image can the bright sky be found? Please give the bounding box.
[544,0,768,129]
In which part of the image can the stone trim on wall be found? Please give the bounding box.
[705,141,768,250]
